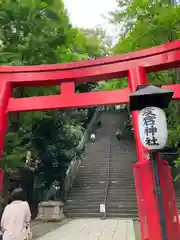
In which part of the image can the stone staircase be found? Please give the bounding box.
[106,113,138,218]
[64,110,138,218]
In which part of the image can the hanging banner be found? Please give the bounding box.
[138,107,168,150]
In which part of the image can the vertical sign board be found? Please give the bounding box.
[138,107,168,151]
[100,204,106,213]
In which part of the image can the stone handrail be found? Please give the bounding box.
[64,108,100,198]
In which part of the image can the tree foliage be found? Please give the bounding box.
[0,0,107,199]
[106,0,180,164]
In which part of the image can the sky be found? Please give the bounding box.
[64,0,118,33]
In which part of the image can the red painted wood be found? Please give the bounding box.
[128,67,150,239]
[128,67,149,162]
[7,88,130,113]
[61,82,75,95]
[0,40,180,73]
[0,82,12,192]
[158,161,180,240]
[134,161,162,240]
[0,44,180,87]
[133,163,149,240]
[161,83,180,100]
[128,67,149,91]
[6,83,180,113]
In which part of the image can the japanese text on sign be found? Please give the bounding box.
[138,107,168,150]
[142,108,159,147]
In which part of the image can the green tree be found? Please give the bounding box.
[107,0,180,165]
[0,0,103,201]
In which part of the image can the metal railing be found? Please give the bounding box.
[103,136,112,219]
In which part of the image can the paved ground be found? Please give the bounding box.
[36,219,136,240]
[31,219,71,239]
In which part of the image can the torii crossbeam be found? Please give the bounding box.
[0,40,180,240]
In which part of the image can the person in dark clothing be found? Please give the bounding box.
[97,121,102,128]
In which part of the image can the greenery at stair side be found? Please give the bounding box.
[0,0,106,203]
[104,0,180,166]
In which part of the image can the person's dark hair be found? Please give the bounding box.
[10,188,26,201]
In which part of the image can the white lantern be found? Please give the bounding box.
[138,107,168,150]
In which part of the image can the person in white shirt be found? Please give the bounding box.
[1,188,32,240]
[90,133,96,142]
[116,129,122,140]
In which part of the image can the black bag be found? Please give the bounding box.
[0,231,3,240]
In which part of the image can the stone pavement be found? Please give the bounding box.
[37,218,136,240]
[31,219,71,239]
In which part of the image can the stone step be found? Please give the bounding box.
[83,158,135,162]
[66,198,137,204]
[65,201,138,207]
[64,212,103,218]
[67,187,136,192]
[107,198,137,202]
[73,181,135,185]
[76,173,108,177]
[72,184,136,188]
[76,174,134,178]
[107,208,138,213]
[107,202,138,207]
[65,212,138,218]
[65,205,138,212]
[64,208,138,215]
[76,175,135,178]
[107,213,138,218]
[80,165,134,169]
[79,166,134,169]
[79,163,134,166]
[64,207,101,212]
[74,180,135,184]
[66,189,136,195]
[65,196,137,202]
[66,196,136,201]
[66,197,137,202]
[74,181,135,185]
[64,203,138,210]
[73,184,135,187]
[77,168,134,173]
[66,196,104,201]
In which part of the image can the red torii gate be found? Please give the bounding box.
[0,40,180,239]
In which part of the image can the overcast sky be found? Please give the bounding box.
[64,0,117,29]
